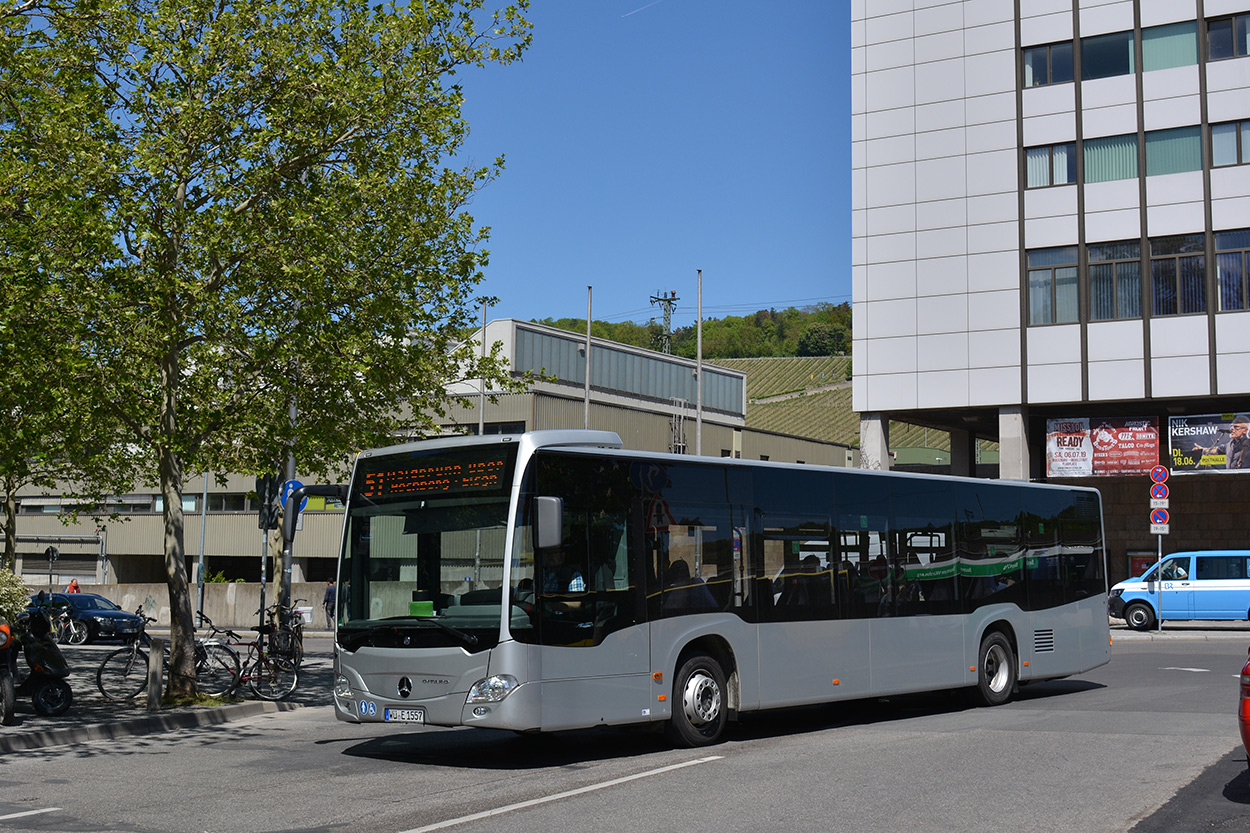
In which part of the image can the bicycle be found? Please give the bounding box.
[95,607,157,701]
[264,601,306,668]
[219,623,299,701]
[193,615,242,698]
[53,609,89,645]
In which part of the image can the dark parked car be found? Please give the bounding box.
[28,593,144,643]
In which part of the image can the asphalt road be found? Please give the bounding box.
[0,632,1247,833]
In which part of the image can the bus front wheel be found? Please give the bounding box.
[971,631,1016,707]
[1124,602,1155,631]
[666,652,727,748]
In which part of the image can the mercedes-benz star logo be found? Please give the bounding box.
[397,677,412,698]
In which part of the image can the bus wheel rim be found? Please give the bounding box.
[682,671,721,725]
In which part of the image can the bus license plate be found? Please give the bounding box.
[384,708,425,723]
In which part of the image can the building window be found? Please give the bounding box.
[1216,229,1250,311]
[1145,126,1202,176]
[1023,41,1074,87]
[1212,121,1249,166]
[1208,14,1249,60]
[1025,143,1076,187]
[1142,21,1198,71]
[1150,234,1206,316]
[207,493,249,512]
[1082,30,1135,80]
[1088,241,1142,320]
[1028,247,1079,325]
[1084,133,1138,183]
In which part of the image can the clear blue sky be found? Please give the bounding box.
[458,0,850,330]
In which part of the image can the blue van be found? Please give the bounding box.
[1109,550,1250,630]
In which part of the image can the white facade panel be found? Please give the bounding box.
[866,65,916,111]
[865,162,917,208]
[1020,11,1073,46]
[1027,362,1083,403]
[967,192,1019,227]
[1081,75,1138,111]
[1142,93,1201,132]
[917,156,968,202]
[1147,201,1205,236]
[865,12,914,47]
[917,198,968,231]
[913,2,963,37]
[1079,1,1134,37]
[1146,171,1204,207]
[1216,312,1250,354]
[966,119,1017,153]
[968,288,1020,326]
[1151,315,1209,357]
[966,21,1015,54]
[1088,359,1146,400]
[865,134,915,167]
[964,148,1017,196]
[1020,0,1072,21]
[916,296,969,336]
[1152,355,1211,397]
[1212,165,1250,202]
[917,226,969,259]
[968,220,1020,255]
[864,373,918,411]
[917,369,971,407]
[1025,186,1078,221]
[916,99,969,132]
[1023,111,1077,145]
[968,328,1021,367]
[964,0,1014,29]
[916,126,967,160]
[866,38,915,73]
[1207,0,1250,15]
[969,366,1021,406]
[1085,178,1141,213]
[916,58,967,106]
[915,30,964,64]
[866,230,917,264]
[1022,84,1075,119]
[1088,319,1145,361]
[1142,65,1200,104]
[1216,352,1250,395]
[1024,214,1079,248]
[1213,195,1250,231]
[916,332,969,367]
[965,50,1016,98]
[1140,0,1196,27]
[866,106,916,140]
[864,298,919,339]
[865,258,917,301]
[916,255,970,296]
[1208,87,1250,123]
[1207,54,1250,96]
[1084,207,1141,243]
[965,92,1016,126]
[1028,323,1083,365]
[968,250,1020,293]
[866,335,919,374]
[1082,102,1139,139]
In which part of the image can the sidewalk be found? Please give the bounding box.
[1111,618,1250,642]
[0,634,334,753]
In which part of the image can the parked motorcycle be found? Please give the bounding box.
[0,606,73,720]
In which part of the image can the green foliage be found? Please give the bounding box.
[536,302,852,360]
[2,0,530,694]
[0,567,29,626]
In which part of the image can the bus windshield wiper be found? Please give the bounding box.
[382,615,479,646]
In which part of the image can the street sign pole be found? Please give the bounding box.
[1149,466,1170,634]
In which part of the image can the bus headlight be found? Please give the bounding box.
[334,675,353,698]
[466,674,519,704]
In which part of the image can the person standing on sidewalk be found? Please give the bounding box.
[322,580,337,629]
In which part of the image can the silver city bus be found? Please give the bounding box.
[318,430,1110,746]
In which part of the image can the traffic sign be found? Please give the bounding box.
[1151,523,1169,535]
[1150,498,1169,509]
[282,480,307,513]
[1150,466,1169,483]
[1150,507,1170,525]
[1150,482,1169,500]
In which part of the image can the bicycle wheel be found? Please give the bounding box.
[66,619,89,645]
[246,656,298,701]
[268,629,303,668]
[96,646,149,701]
[195,642,241,697]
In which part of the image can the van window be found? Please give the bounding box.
[1196,556,1248,580]
[1144,556,1190,581]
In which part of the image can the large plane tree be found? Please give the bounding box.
[1,0,530,697]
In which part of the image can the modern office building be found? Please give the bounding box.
[852,0,1250,578]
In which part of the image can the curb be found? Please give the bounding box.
[0,700,299,754]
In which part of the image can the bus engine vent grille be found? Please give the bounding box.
[1033,629,1056,653]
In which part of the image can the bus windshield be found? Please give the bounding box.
[337,441,519,652]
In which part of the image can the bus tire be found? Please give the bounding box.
[666,652,727,748]
[971,631,1015,707]
[1123,602,1155,631]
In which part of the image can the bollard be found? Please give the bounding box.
[146,637,165,711]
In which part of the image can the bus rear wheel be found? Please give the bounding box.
[1123,602,1155,631]
[666,652,727,748]
[971,631,1016,707]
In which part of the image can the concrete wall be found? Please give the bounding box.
[28,582,332,631]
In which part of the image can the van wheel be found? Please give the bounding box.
[971,631,1015,707]
[1124,602,1155,631]
[665,653,727,747]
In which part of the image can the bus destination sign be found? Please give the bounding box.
[362,455,508,499]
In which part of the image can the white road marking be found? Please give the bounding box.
[0,808,60,821]
[397,756,724,833]
[1161,667,1211,673]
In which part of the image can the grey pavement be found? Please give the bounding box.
[3,619,1248,754]
[0,631,335,753]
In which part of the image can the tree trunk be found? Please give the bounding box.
[2,478,17,573]
[158,342,197,698]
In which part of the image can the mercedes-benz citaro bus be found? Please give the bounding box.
[308,430,1109,747]
[1109,550,1250,630]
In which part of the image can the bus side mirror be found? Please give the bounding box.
[534,496,564,550]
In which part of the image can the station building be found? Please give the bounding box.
[12,319,855,588]
[852,0,1250,580]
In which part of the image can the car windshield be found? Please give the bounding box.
[70,595,120,612]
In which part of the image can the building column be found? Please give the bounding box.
[950,429,974,477]
[999,406,1030,481]
[859,413,891,471]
